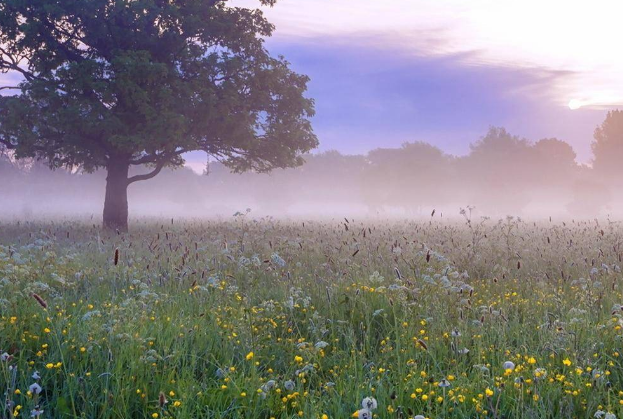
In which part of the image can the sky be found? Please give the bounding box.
[203,0,623,167]
[3,1,621,171]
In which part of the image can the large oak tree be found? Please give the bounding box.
[0,0,317,231]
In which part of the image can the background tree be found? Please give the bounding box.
[363,142,454,213]
[460,127,535,214]
[532,138,578,186]
[592,110,623,182]
[0,0,317,231]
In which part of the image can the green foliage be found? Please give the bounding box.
[0,0,317,173]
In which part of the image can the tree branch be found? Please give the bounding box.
[129,148,188,165]
[127,159,167,184]
[0,46,37,82]
[38,17,93,63]
[129,153,161,165]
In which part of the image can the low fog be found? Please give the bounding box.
[1,126,618,222]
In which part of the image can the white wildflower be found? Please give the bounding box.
[314,341,329,349]
[438,379,451,388]
[503,361,515,371]
[361,397,377,410]
[284,380,295,391]
[30,408,44,417]
[29,383,42,395]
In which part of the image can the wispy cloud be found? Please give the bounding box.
[236,0,623,109]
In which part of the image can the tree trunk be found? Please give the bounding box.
[103,159,130,232]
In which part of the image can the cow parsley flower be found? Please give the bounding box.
[271,253,286,268]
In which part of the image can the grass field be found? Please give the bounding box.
[2,214,623,419]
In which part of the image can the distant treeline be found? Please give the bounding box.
[2,120,622,219]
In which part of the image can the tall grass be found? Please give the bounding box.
[1,215,623,418]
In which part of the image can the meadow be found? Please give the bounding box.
[2,212,623,419]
